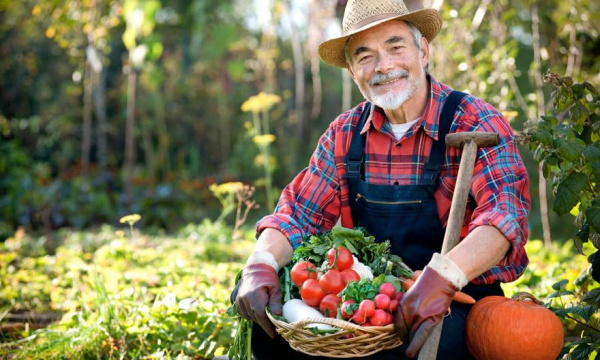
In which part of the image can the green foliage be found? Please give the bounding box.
[521,72,600,358]
[0,221,255,359]
[522,72,600,256]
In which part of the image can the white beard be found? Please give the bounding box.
[358,67,423,110]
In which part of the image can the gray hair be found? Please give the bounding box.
[344,21,427,71]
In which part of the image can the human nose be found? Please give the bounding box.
[374,52,394,74]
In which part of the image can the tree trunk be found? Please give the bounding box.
[81,61,93,178]
[124,66,138,210]
[142,115,156,190]
[93,68,109,174]
[282,1,305,169]
[154,91,170,180]
[532,4,552,246]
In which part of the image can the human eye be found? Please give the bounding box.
[357,54,372,63]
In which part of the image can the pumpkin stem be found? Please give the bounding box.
[511,292,544,305]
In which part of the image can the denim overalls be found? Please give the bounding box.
[250,92,502,360]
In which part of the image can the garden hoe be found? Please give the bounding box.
[417,131,499,360]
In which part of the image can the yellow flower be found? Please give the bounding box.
[45,27,56,39]
[120,214,141,225]
[241,92,281,113]
[501,111,519,122]
[254,154,265,166]
[252,134,276,146]
[209,182,244,196]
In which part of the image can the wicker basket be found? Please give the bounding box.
[267,310,402,358]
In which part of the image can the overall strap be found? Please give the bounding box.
[421,91,467,185]
[346,102,371,180]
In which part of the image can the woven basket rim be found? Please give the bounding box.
[267,308,402,358]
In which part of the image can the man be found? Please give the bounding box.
[233,0,530,358]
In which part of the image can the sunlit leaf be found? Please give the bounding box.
[554,172,588,215]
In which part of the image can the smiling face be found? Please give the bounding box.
[346,20,429,112]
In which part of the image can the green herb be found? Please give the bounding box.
[227,270,253,360]
[339,278,378,303]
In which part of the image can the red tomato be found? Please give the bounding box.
[319,269,346,294]
[326,246,354,271]
[358,299,376,318]
[379,283,396,298]
[300,279,325,307]
[341,268,361,285]
[319,294,342,318]
[340,300,357,319]
[369,309,393,326]
[290,261,318,287]
[374,293,391,310]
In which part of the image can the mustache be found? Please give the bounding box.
[368,70,409,86]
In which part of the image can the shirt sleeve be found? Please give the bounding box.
[465,104,531,283]
[255,124,342,249]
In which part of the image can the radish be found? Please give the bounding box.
[282,299,335,330]
[374,293,391,310]
[379,283,396,298]
[369,309,393,326]
[389,299,399,313]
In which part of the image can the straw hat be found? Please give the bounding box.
[318,0,442,68]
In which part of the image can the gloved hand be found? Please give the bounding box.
[394,266,457,358]
[234,263,283,338]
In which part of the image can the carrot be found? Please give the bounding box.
[453,291,476,305]
[400,278,415,291]
[411,270,422,280]
[402,273,477,305]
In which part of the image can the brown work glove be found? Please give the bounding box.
[394,266,457,358]
[234,263,283,338]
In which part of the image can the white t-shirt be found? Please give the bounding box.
[390,118,419,141]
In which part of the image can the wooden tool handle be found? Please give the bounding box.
[417,140,480,360]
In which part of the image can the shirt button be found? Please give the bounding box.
[396,143,401,148]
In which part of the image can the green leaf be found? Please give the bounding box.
[540,115,559,127]
[554,172,588,215]
[583,81,599,96]
[590,233,600,250]
[557,137,586,162]
[555,86,574,112]
[531,128,554,146]
[570,101,591,125]
[551,279,569,291]
[574,235,586,254]
[533,144,546,162]
[586,207,600,234]
[581,287,600,305]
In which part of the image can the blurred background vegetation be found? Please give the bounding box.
[1,0,599,243]
[1,1,599,358]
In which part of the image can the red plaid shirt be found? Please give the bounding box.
[257,76,531,284]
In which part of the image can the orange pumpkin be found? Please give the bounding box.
[465,292,564,360]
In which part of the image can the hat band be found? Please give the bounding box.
[346,13,405,34]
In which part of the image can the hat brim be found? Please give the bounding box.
[318,9,442,68]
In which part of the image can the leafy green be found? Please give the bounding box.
[291,227,412,278]
[339,278,378,303]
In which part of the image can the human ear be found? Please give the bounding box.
[420,37,430,67]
